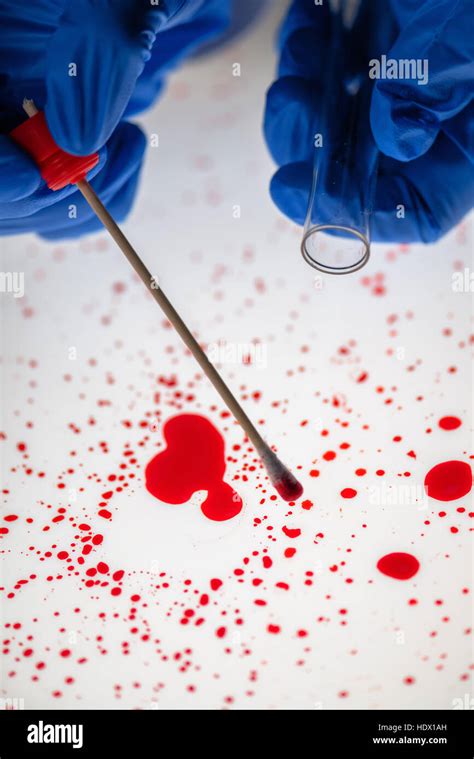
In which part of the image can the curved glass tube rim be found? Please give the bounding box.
[301,223,371,275]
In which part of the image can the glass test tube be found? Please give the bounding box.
[301,0,385,275]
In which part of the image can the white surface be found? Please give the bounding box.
[0,1,473,710]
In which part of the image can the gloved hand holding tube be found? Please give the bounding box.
[264,0,474,254]
[0,0,472,251]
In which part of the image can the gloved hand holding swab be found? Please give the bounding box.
[10,99,303,504]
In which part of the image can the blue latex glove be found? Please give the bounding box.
[264,0,474,244]
[0,0,231,239]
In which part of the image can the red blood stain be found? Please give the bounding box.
[267,624,281,634]
[424,461,472,502]
[438,416,462,431]
[340,488,357,499]
[98,509,112,519]
[377,553,420,581]
[145,415,243,522]
[282,526,301,539]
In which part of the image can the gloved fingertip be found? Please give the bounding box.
[371,87,440,161]
[88,123,146,200]
[269,162,312,226]
[106,174,141,224]
[264,77,318,166]
[278,27,316,79]
[45,99,106,157]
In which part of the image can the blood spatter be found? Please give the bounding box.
[377,553,420,581]
[341,488,357,499]
[282,526,301,539]
[145,414,243,522]
[424,461,472,502]
[438,416,462,431]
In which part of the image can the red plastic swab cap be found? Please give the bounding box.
[10,112,99,191]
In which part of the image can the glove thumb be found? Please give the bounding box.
[370,0,474,161]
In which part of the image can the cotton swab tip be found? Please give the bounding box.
[260,447,304,502]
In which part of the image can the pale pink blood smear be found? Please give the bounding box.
[438,416,462,430]
[424,461,472,502]
[377,553,420,580]
[145,414,243,522]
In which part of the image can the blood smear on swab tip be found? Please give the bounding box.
[145,414,243,522]
[273,474,303,502]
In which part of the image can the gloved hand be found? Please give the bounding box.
[264,0,474,244]
[0,0,231,239]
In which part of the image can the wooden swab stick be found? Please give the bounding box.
[22,100,303,502]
